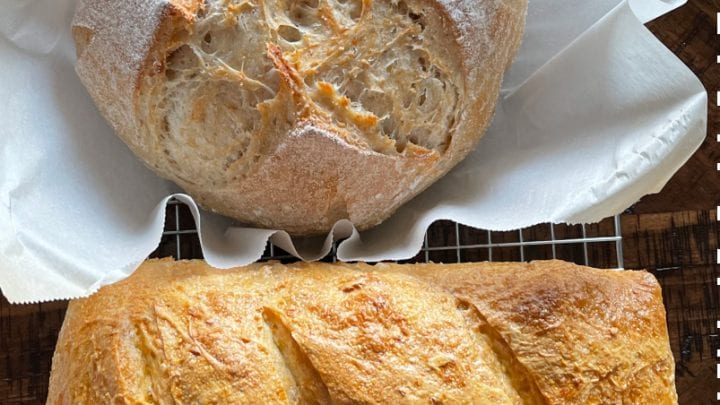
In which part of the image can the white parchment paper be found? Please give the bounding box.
[0,0,706,302]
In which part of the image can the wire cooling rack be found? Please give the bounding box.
[153,199,624,269]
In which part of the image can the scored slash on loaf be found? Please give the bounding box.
[71,0,527,235]
[48,259,677,404]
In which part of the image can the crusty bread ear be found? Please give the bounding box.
[48,260,677,404]
[71,26,93,59]
[72,0,527,235]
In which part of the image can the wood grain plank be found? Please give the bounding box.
[635,0,720,214]
[621,210,719,404]
[0,297,67,403]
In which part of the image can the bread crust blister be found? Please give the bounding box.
[71,0,527,235]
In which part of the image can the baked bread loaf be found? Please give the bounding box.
[71,0,527,235]
[48,259,677,404]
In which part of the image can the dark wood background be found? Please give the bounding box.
[1,2,718,403]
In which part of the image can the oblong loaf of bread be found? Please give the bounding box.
[71,0,527,235]
[48,260,677,404]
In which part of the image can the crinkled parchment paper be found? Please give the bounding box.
[0,0,706,302]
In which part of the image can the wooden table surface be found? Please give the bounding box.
[1,2,718,403]
[635,2,719,402]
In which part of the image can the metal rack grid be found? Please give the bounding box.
[155,199,624,269]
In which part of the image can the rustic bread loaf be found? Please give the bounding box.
[71,0,527,235]
[48,260,677,404]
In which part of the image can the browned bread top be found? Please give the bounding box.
[71,0,527,235]
[48,260,677,404]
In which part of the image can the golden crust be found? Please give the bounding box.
[48,260,677,404]
[71,0,528,235]
[382,261,678,404]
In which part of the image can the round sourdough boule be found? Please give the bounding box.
[71,0,527,235]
